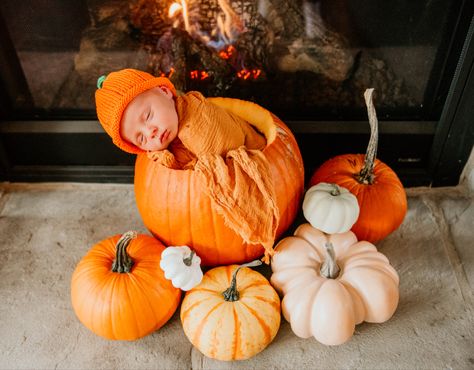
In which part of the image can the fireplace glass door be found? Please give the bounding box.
[0,1,473,184]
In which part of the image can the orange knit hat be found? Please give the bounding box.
[95,69,177,154]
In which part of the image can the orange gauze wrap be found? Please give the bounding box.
[95,69,176,154]
[149,92,279,262]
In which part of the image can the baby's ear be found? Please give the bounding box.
[160,86,173,98]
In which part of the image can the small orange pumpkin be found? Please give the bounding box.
[134,98,304,266]
[180,261,281,361]
[310,89,407,243]
[71,232,181,340]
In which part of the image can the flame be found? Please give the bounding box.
[168,2,182,18]
[168,0,246,52]
[168,0,190,33]
[216,0,246,43]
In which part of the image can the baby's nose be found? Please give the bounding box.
[147,126,158,139]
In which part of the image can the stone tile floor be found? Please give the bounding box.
[0,182,472,369]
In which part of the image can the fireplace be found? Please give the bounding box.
[0,0,473,186]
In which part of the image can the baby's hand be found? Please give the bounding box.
[147,150,180,169]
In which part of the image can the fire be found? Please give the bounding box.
[168,0,190,33]
[167,1,261,83]
[168,0,246,51]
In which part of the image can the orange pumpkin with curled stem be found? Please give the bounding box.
[71,232,181,340]
[180,260,281,360]
[310,89,407,243]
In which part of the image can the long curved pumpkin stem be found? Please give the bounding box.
[111,231,137,273]
[222,260,262,302]
[357,88,378,185]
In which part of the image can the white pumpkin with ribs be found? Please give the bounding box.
[271,223,399,345]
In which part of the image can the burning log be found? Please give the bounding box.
[273,0,355,81]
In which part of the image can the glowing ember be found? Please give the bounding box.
[219,45,236,60]
[237,69,262,80]
[162,68,175,78]
[190,70,210,80]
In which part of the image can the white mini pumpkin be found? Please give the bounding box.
[302,182,360,234]
[160,246,203,291]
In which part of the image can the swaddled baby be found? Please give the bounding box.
[96,69,278,261]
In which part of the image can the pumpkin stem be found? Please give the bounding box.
[183,250,195,266]
[330,183,341,196]
[356,88,378,185]
[320,242,340,279]
[111,231,137,273]
[222,260,262,302]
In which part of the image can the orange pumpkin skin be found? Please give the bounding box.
[310,154,407,243]
[181,265,281,361]
[71,234,181,340]
[134,98,304,266]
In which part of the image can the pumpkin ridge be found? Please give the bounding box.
[341,253,389,268]
[273,141,290,231]
[192,301,225,345]
[232,305,240,360]
[239,301,272,343]
[181,295,220,319]
[165,171,172,245]
[126,270,166,330]
[340,267,399,322]
[187,170,194,245]
[209,200,221,263]
[307,279,330,334]
[338,280,366,324]
[239,281,271,291]
[339,252,388,268]
[107,275,128,339]
[208,311,225,358]
[72,266,105,322]
[243,295,280,312]
[202,271,222,288]
[119,274,142,339]
[288,235,324,262]
[91,269,124,337]
[343,264,399,286]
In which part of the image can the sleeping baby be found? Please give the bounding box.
[95,68,279,261]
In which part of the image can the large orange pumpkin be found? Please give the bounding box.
[181,261,281,360]
[71,232,181,340]
[134,98,304,266]
[310,89,407,243]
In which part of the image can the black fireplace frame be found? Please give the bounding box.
[0,6,473,187]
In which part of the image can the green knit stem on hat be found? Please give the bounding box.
[97,75,107,89]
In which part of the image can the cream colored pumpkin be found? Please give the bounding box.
[271,223,399,345]
[302,182,360,234]
[160,246,203,291]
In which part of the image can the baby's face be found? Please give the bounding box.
[120,86,178,151]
